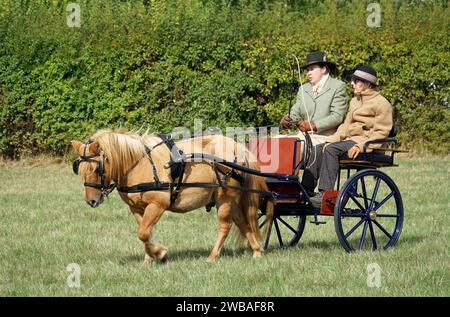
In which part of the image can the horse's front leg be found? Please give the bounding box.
[207,192,235,262]
[131,205,168,265]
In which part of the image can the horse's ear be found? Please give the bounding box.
[90,141,100,155]
[70,140,83,153]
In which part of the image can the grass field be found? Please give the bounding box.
[0,156,448,296]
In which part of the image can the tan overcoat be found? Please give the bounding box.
[325,88,393,152]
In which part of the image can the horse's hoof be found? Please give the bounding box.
[252,251,263,259]
[206,256,218,263]
[143,255,154,266]
[158,249,169,263]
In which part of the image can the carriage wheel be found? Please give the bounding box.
[334,169,403,252]
[258,212,307,249]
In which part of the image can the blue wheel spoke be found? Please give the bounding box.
[274,218,283,247]
[369,177,381,210]
[373,220,393,239]
[358,220,369,250]
[258,218,267,229]
[341,212,366,217]
[360,177,369,210]
[347,192,366,212]
[264,220,273,249]
[277,216,297,234]
[368,220,378,250]
[373,191,394,212]
[344,218,365,239]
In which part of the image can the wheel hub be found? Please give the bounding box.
[369,211,377,220]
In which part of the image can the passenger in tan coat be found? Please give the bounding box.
[301,66,393,207]
[325,81,393,153]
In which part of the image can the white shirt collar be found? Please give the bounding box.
[313,73,329,93]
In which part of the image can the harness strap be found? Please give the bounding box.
[84,182,103,189]
[171,162,186,204]
[117,182,219,193]
[215,164,244,186]
[117,182,171,193]
[158,133,184,181]
[184,153,298,181]
[160,134,187,204]
[143,143,162,184]
[158,134,184,161]
[117,181,274,198]
[212,163,224,187]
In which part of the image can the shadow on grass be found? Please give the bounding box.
[119,254,143,265]
[261,240,340,255]
[396,234,426,247]
[296,233,426,251]
[118,247,250,265]
[262,234,425,254]
[299,240,340,251]
[118,234,424,265]
[118,233,425,265]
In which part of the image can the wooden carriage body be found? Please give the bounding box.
[247,134,405,252]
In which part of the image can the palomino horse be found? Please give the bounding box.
[71,129,273,264]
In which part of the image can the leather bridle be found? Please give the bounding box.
[72,139,116,199]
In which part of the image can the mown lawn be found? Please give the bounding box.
[0,156,448,296]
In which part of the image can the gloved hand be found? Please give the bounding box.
[298,121,317,132]
[281,115,293,129]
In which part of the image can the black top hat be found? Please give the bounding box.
[351,65,378,86]
[301,50,337,71]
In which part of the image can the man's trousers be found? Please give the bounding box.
[301,140,356,192]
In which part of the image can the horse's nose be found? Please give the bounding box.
[86,199,98,208]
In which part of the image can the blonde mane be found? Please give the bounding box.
[91,129,163,184]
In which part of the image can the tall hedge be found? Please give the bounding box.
[0,0,449,157]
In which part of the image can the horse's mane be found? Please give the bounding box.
[91,128,162,184]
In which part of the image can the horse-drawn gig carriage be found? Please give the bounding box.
[249,130,405,252]
[71,128,405,263]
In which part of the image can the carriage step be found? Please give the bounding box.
[310,215,326,225]
[310,220,327,225]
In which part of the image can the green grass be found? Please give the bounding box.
[0,156,449,296]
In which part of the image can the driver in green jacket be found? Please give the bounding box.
[281,51,348,145]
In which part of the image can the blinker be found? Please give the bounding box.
[73,159,80,175]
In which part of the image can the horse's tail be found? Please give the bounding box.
[240,160,274,248]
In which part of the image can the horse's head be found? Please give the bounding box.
[71,139,115,208]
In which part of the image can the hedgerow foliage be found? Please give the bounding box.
[0,0,448,157]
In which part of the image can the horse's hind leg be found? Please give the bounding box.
[131,206,168,265]
[207,195,235,262]
[231,207,264,258]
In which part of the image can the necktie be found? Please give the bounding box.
[313,84,321,96]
